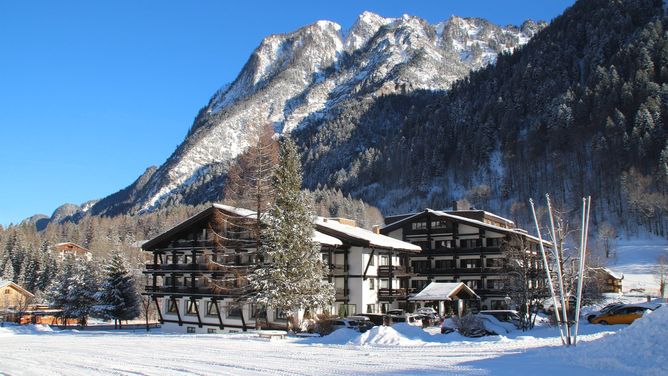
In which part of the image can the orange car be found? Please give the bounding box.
[589,304,659,325]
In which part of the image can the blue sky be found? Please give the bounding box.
[0,0,576,226]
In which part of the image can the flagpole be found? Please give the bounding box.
[530,198,566,345]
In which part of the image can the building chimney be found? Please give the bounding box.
[452,200,458,211]
[372,225,381,234]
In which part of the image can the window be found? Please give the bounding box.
[369,279,375,290]
[4,289,10,294]
[431,220,448,229]
[380,255,389,266]
[338,304,357,317]
[187,300,199,315]
[463,280,480,289]
[226,303,242,318]
[206,301,218,316]
[368,254,375,266]
[434,259,454,270]
[486,279,504,290]
[250,304,267,319]
[274,308,288,320]
[461,239,481,248]
[435,240,453,248]
[411,221,427,230]
[461,259,481,269]
[486,258,502,268]
[486,238,502,247]
[380,303,390,314]
[167,299,178,313]
[207,328,217,334]
[380,279,389,289]
[366,304,376,313]
[412,260,430,273]
[411,279,429,292]
[186,327,196,334]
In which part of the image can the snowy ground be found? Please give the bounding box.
[0,238,665,376]
[1,311,665,376]
[607,238,668,296]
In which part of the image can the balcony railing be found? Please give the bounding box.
[145,263,252,274]
[378,288,410,300]
[145,285,247,297]
[377,265,414,277]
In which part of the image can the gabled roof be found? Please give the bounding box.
[53,242,90,252]
[142,204,344,251]
[315,217,421,252]
[381,208,550,245]
[592,267,624,280]
[408,282,479,301]
[0,280,35,298]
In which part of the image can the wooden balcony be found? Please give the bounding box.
[144,263,251,274]
[378,288,410,300]
[377,265,415,277]
[145,285,247,298]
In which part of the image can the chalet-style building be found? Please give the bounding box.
[1,280,35,314]
[53,242,92,261]
[141,204,419,334]
[381,208,549,310]
[589,267,623,293]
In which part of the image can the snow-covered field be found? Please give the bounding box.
[1,310,665,376]
[608,238,668,296]
[0,239,665,376]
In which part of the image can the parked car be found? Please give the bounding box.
[476,314,516,335]
[346,316,375,331]
[357,313,385,326]
[478,310,523,328]
[386,309,405,317]
[322,317,371,333]
[589,303,661,325]
[585,303,624,323]
[440,319,455,334]
[415,307,437,316]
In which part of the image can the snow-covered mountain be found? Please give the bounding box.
[90,12,544,217]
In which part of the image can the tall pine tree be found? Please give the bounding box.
[249,137,334,329]
[96,250,141,328]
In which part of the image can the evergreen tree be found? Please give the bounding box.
[19,248,40,293]
[36,241,58,291]
[249,137,335,329]
[47,256,75,325]
[64,260,99,326]
[96,250,141,328]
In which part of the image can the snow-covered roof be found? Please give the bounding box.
[315,217,421,252]
[408,282,479,301]
[313,230,343,247]
[383,208,550,246]
[142,204,345,250]
[594,267,624,280]
[212,203,257,218]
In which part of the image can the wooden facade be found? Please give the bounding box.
[381,209,548,310]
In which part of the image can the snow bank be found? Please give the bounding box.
[307,328,360,345]
[351,325,425,346]
[565,307,667,376]
[0,324,54,336]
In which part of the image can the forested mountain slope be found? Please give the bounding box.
[294,0,668,232]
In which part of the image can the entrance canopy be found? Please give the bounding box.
[408,282,479,301]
